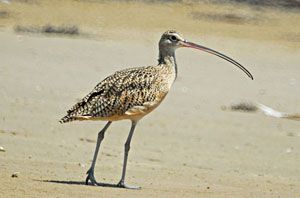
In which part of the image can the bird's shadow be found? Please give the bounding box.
[39,179,126,189]
[39,179,86,186]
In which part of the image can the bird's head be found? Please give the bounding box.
[159,30,186,50]
[159,30,253,80]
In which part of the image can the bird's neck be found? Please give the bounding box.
[158,50,178,79]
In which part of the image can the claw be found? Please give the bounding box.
[85,168,140,189]
[85,168,97,185]
[117,181,141,190]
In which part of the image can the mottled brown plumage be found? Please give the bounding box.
[60,30,253,189]
[60,58,175,123]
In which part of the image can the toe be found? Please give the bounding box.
[117,181,141,190]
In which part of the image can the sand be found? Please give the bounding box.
[0,1,299,197]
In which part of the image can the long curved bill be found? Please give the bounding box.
[180,41,254,80]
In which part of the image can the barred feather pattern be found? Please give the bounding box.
[60,59,176,123]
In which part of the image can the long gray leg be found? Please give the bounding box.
[86,121,112,185]
[117,120,140,189]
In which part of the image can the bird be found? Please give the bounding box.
[60,30,253,189]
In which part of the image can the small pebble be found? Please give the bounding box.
[286,132,295,137]
[0,146,5,152]
[85,138,95,143]
[289,78,297,86]
[259,89,266,95]
[286,147,293,153]
[35,85,42,92]
[220,105,227,111]
[78,163,85,168]
[11,172,19,178]
[181,86,188,93]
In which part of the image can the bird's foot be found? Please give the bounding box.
[116,180,141,190]
[86,168,140,189]
[85,168,98,185]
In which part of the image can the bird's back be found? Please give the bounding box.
[60,63,175,123]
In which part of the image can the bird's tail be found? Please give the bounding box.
[59,115,76,123]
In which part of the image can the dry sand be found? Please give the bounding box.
[0,1,300,197]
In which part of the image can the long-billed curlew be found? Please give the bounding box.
[60,30,253,189]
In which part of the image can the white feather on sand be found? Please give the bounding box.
[256,103,300,121]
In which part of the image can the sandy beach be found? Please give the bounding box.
[0,1,300,197]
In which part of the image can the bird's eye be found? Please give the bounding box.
[170,35,177,41]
